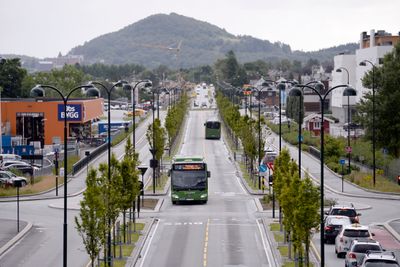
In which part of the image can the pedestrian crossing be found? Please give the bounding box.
[162,218,255,226]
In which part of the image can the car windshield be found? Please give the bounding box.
[331,208,357,217]
[353,244,381,253]
[344,229,370,237]
[172,171,207,190]
[365,261,399,267]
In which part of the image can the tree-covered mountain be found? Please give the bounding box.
[69,13,358,69]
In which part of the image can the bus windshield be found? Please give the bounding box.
[206,121,220,129]
[172,171,207,190]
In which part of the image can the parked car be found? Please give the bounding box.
[325,204,361,223]
[324,215,352,243]
[2,162,38,176]
[0,171,28,187]
[0,154,22,161]
[359,251,399,267]
[345,239,383,267]
[335,224,375,258]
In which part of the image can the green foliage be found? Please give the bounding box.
[22,65,91,98]
[165,93,188,152]
[119,137,140,211]
[75,168,106,264]
[0,58,27,97]
[146,118,167,161]
[274,149,319,266]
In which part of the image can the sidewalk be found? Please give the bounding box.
[0,219,31,257]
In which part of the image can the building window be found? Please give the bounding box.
[314,121,321,130]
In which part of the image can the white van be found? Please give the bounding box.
[0,154,22,161]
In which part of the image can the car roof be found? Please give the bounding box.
[343,223,369,230]
[351,239,380,245]
[364,251,397,261]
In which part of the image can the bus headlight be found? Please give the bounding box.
[200,194,207,198]
[172,194,179,199]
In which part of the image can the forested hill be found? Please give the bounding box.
[69,13,358,69]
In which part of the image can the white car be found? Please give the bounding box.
[335,224,375,258]
[0,171,28,187]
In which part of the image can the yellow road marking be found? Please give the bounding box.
[203,218,210,266]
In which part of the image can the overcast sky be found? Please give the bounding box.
[1,0,399,58]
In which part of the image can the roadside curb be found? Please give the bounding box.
[0,221,33,257]
[260,217,282,267]
[382,218,400,242]
[126,218,157,267]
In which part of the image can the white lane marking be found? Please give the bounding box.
[256,219,274,267]
[139,219,160,267]
[234,172,247,194]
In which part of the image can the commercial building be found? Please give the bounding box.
[0,98,103,152]
[331,29,400,123]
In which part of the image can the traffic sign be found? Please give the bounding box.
[345,146,352,153]
[259,164,267,173]
[259,164,268,176]
[339,159,346,165]
[298,135,303,142]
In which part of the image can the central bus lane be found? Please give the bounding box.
[139,109,271,267]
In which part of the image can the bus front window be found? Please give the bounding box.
[172,171,207,190]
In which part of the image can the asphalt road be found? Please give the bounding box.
[136,106,273,267]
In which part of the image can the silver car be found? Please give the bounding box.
[335,223,375,258]
[345,239,383,267]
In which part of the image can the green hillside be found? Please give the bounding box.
[67,13,357,69]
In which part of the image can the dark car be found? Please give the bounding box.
[324,215,352,243]
[325,204,361,223]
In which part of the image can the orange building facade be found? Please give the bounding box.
[1,98,103,147]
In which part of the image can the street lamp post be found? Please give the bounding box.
[359,60,376,186]
[336,67,352,174]
[30,84,97,267]
[289,83,356,267]
[251,86,264,190]
[88,80,129,266]
[125,80,152,150]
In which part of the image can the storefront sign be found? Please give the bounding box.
[16,112,44,117]
[58,104,82,121]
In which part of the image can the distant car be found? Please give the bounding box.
[325,204,361,223]
[359,251,399,267]
[201,102,207,108]
[335,224,375,258]
[324,215,352,243]
[0,171,28,187]
[345,239,383,267]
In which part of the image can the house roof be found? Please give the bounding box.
[303,113,335,123]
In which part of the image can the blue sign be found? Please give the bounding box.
[298,135,303,142]
[259,164,268,173]
[339,159,346,165]
[58,104,82,121]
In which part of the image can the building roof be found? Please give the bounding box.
[303,113,335,123]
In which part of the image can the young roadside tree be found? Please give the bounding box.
[294,175,320,267]
[119,137,140,242]
[146,118,166,179]
[75,168,106,267]
[98,154,123,263]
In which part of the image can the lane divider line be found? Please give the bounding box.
[203,218,210,267]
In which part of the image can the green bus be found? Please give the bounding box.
[170,155,210,204]
[204,118,221,139]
